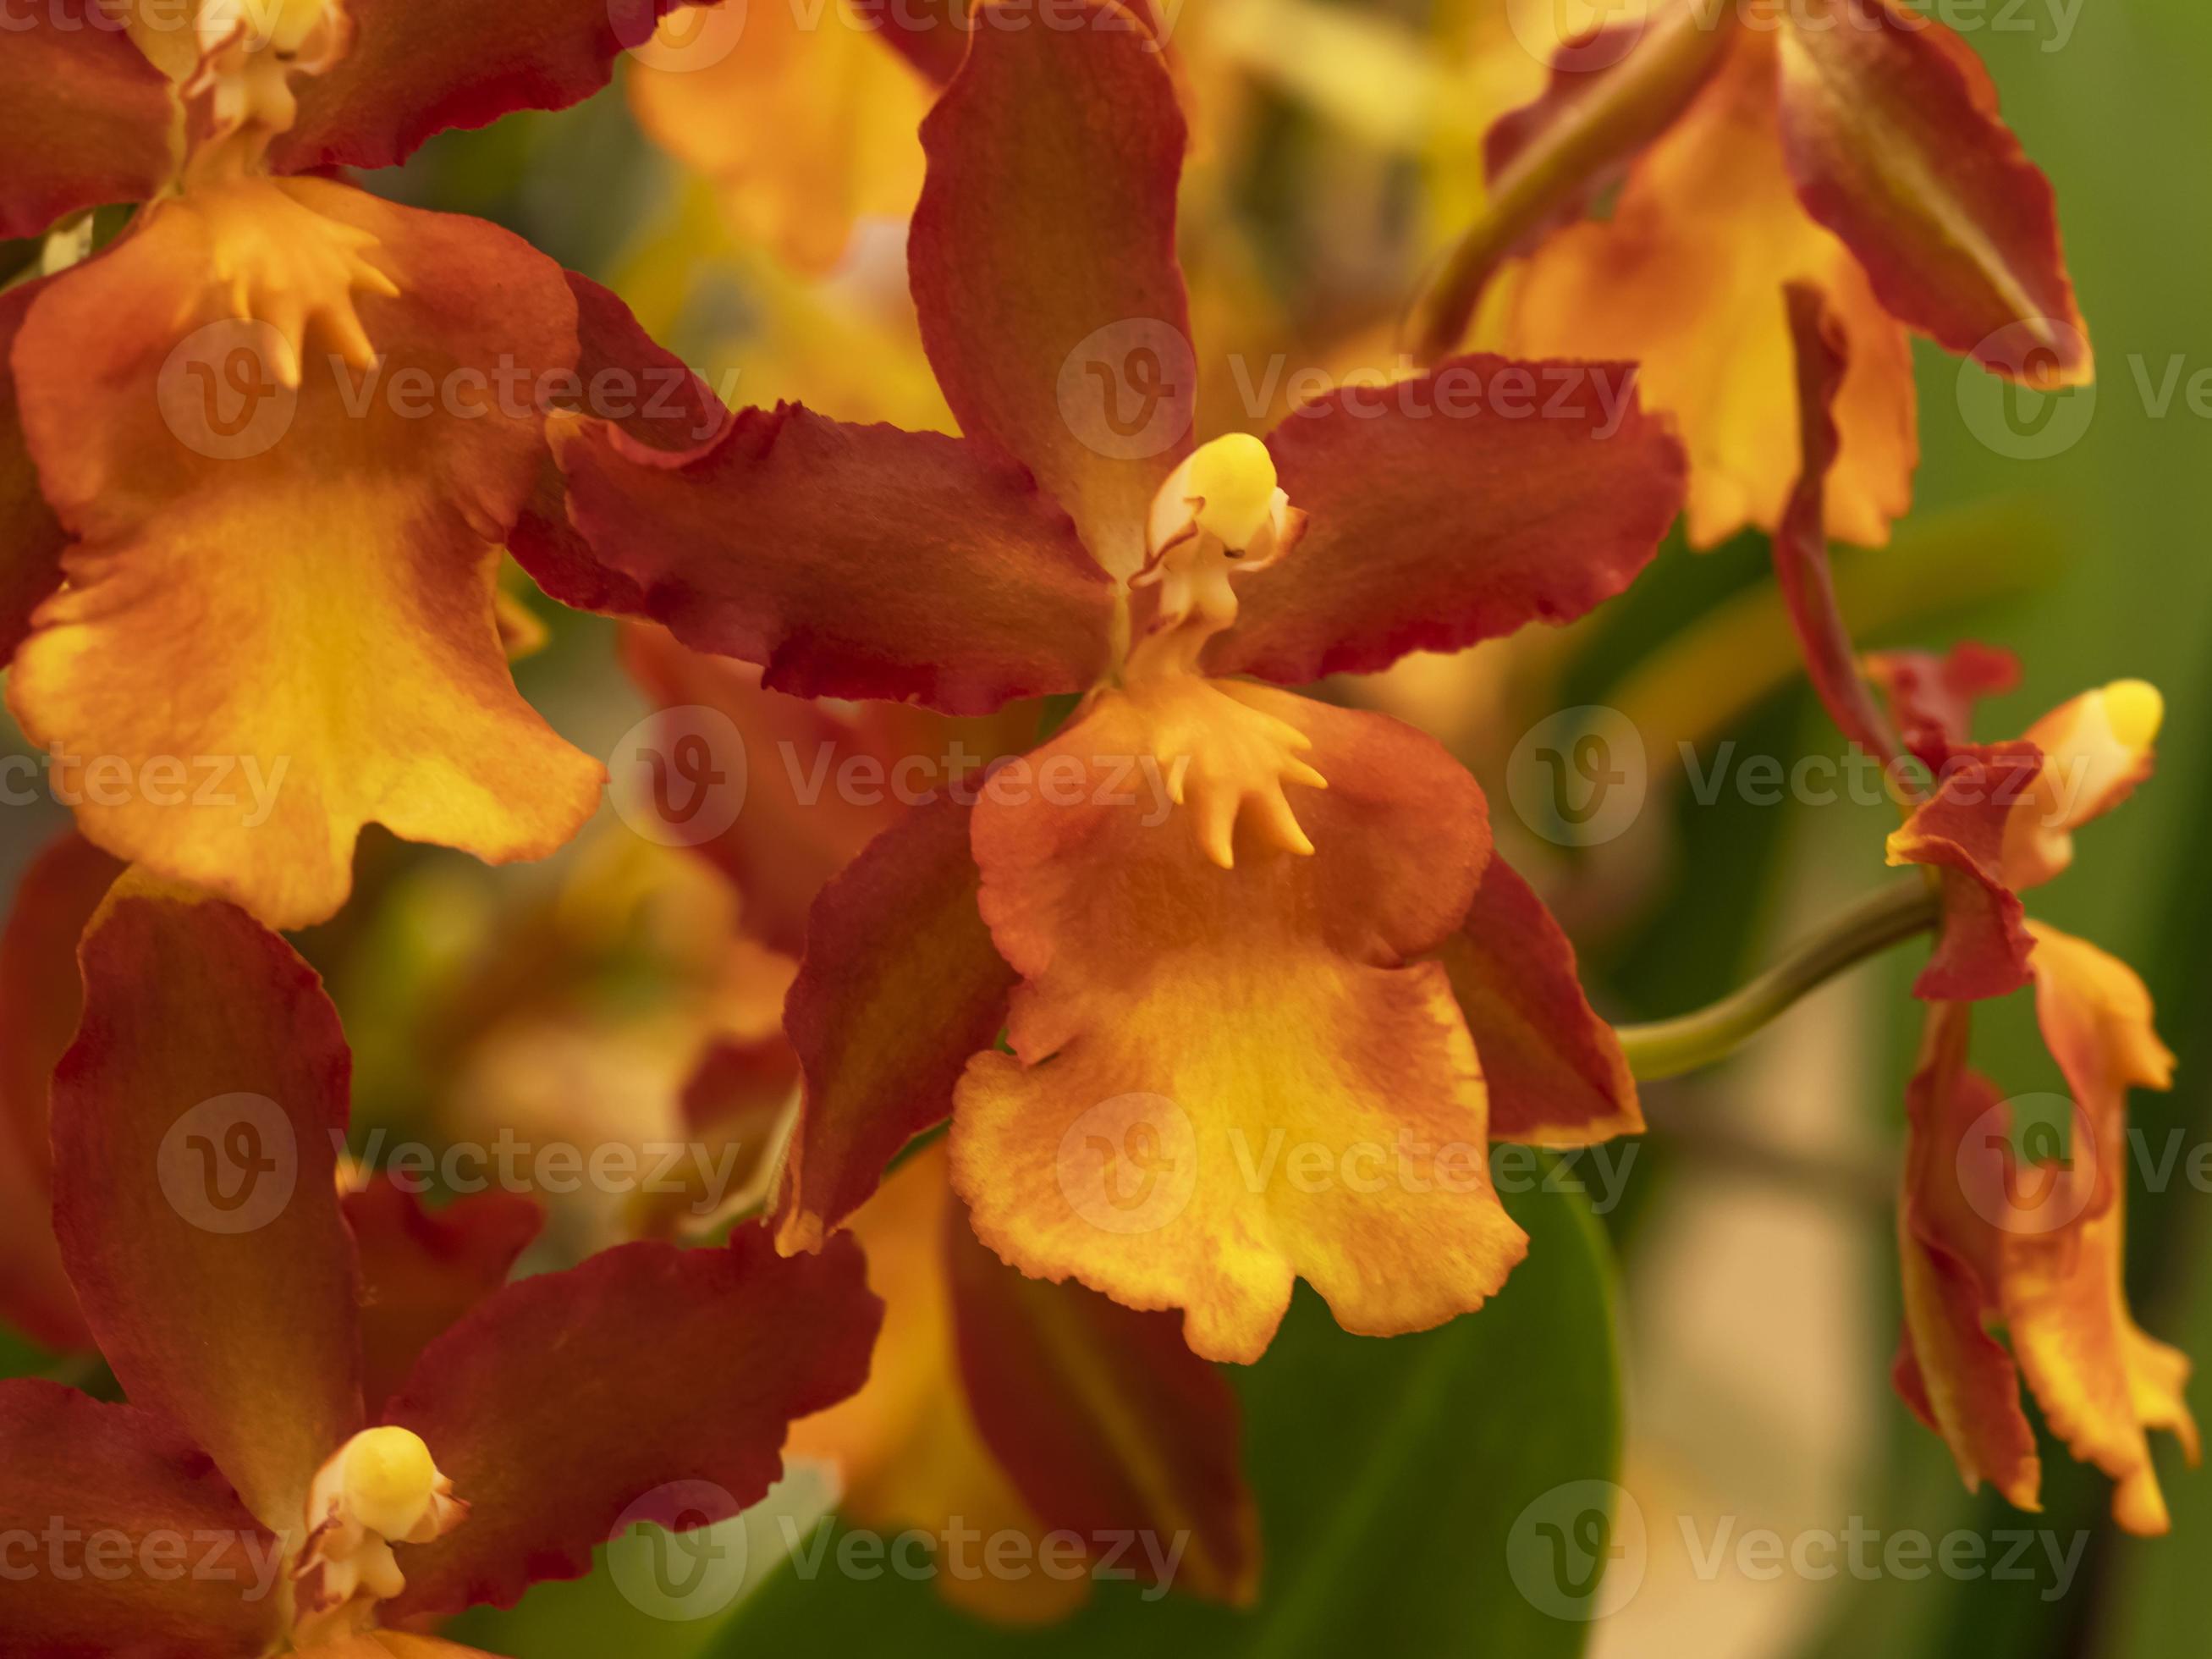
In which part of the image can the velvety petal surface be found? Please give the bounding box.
[0,4,177,239]
[0,277,69,661]
[50,875,363,1536]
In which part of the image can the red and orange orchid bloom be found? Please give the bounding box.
[0,0,719,930]
[1870,647,2198,1535]
[2,872,879,1654]
[550,0,1676,1364]
[1421,0,2087,548]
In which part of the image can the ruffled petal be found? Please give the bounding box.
[342,1176,543,1421]
[908,0,1192,576]
[275,0,688,174]
[382,1231,881,1618]
[0,1380,287,1658]
[0,831,119,1353]
[555,403,1115,714]
[1431,853,1641,1147]
[1776,0,2088,384]
[51,874,363,1535]
[0,3,177,239]
[1202,356,1684,685]
[786,1143,1088,1624]
[954,687,1526,1364]
[1505,31,1917,548]
[1865,642,2022,764]
[1885,741,2044,1000]
[948,1191,1257,1604]
[0,277,69,661]
[8,180,603,929]
[2004,680,2161,891]
[776,796,1017,1253]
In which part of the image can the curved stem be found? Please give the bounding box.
[1616,879,1940,1083]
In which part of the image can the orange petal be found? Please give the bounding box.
[0,2,176,238]
[342,1175,543,1420]
[0,277,69,661]
[954,686,1526,1364]
[630,0,932,273]
[948,1190,1258,1605]
[1885,741,2044,1000]
[0,1381,286,1656]
[1776,0,2088,385]
[787,1143,1089,1625]
[51,873,364,1535]
[9,179,603,929]
[555,402,1115,714]
[909,0,1194,576]
[1431,853,1640,1147]
[775,796,1016,1253]
[1505,30,1917,548]
[1896,1004,2041,1510]
[2000,924,2192,1535]
[1203,355,1684,685]
[0,830,120,1354]
[2003,680,2162,890]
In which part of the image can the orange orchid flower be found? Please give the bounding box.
[551,0,1674,1364]
[1421,0,2088,549]
[0,870,879,1653]
[0,0,719,929]
[1870,648,2198,1535]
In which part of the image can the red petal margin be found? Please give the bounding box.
[1886,741,2043,1000]
[343,1176,544,1421]
[1866,642,2022,767]
[1776,0,2088,384]
[0,278,69,662]
[0,4,176,239]
[382,1231,883,1618]
[0,1380,288,1658]
[946,1206,1259,1605]
[908,0,1193,577]
[1773,284,1908,768]
[51,875,364,1535]
[510,273,729,620]
[557,403,1114,713]
[275,0,697,174]
[1432,854,1642,1148]
[775,796,1017,1253]
[1207,356,1684,684]
[0,831,121,1354]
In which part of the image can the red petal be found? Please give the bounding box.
[1866,642,2022,766]
[382,1231,881,1618]
[343,1175,543,1421]
[1206,357,1684,683]
[1777,0,2088,383]
[775,796,1016,1252]
[52,876,363,1534]
[509,273,728,619]
[0,4,174,239]
[0,831,119,1353]
[1885,742,2042,1000]
[0,1380,287,1657]
[909,0,1193,576]
[275,0,691,174]
[0,277,68,661]
[1433,854,1641,1147]
[558,403,1114,713]
[947,1204,1257,1604]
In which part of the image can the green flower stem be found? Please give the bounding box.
[1615,879,1941,1083]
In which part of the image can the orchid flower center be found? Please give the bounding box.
[1111,433,1323,868]
[291,1425,468,1640]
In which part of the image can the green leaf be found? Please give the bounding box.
[702,1177,1623,1657]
